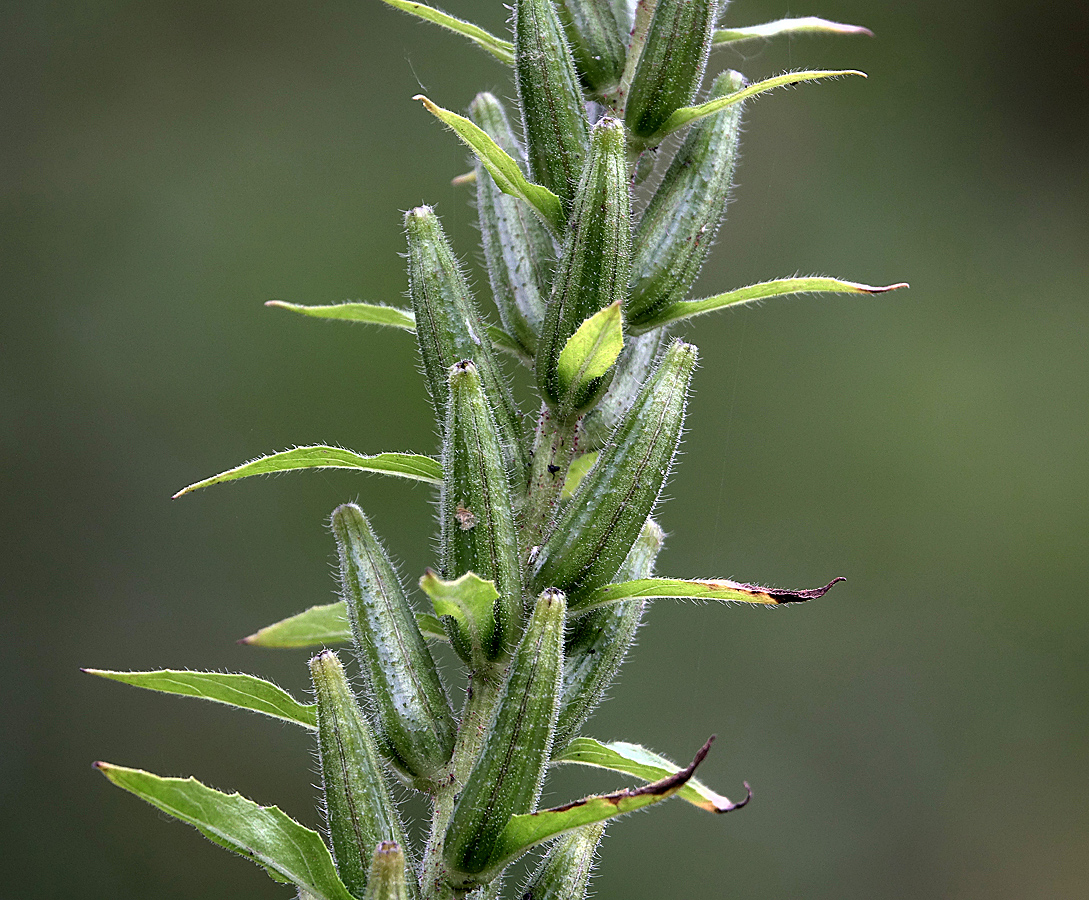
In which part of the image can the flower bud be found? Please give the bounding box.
[535,118,631,419]
[469,92,554,358]
[331,503,456,783]
[624,0,717,142]
[628,69,745,327]
[363,841,410,900]
[443,590,566,890]
[515,0,590,210]
[309,651,406,899]
[555,0,627,98]
[441,361,525,659]
[533,340,697,600]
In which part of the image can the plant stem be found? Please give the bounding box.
[419,669,505,900]
[519,403,580,553]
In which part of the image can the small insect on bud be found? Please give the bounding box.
[309,651,406,899]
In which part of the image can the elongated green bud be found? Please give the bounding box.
[628,69,744,327]
[364,842,410,900]
[533,340,697,600]
[405,206,527,475]
[515,0,590,209]
[556,0,626,98]
[309,651,406,900]
[441,360,524,658]
[521,822,605,900]
[624,0,717,142]
[536,118,630,418]
[469,93,554,358]
[578,328,670,450]
[331,503,456,784]
[554,519,663,747]
[443,589,566,890]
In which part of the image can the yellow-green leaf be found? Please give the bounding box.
[84,669,316,728]
[240,602,448,648]
[713,17,873,45]
[414,95,565,233]
[376,0,514,63]
[173,447,442,498]
[266,300,415,330]
[555,301,624,401]
[573,576,847,614]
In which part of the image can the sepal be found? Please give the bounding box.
[519,822,605,900]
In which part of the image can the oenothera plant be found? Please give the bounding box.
[90,1,905,898]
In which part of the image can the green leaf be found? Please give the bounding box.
[266,300,416,330]
[487,737,716,871]
[555,302,624,405]
[713,17,873,45]
[419,569,500,667]
[553,738,751,813]
[375,0,514,63]
[240,602,449,648]
[84,669,316,729]
[486,324,529,360]
[94,763,357,900]
[414,95,565,233]
[561,452,598,501]
[173,447,442,498]
[632,276,909,331]
[652,69,866,141]
[573,576,847,614]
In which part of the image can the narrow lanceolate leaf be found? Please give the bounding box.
[556,0,626,97]
[514,0,591,211]
[623,0,717,141]
[519,821,605,900]
[173,447,441,498]
[419,570,500,670]
[577,329,670,452]
[405,206,527,476]
[533,340,697,601]
[486,737,716,874]
[653,69,867,141]
[414,97,564,233]
[443,590,566,891]
[94,763,356,900]
[555,301,624,409]
[631,277,911,331]
[364,842,410,900]
[309,652,407,899]
[554,519,662,748]
[83,669,316,729]
[574,575,847,614]
[536,119,630,419]
[266,300,416,330]
[332,503,456,782]
[713,17,873,45]
[376,0,514,63]
[469,93,555,358]
[628,69,745,328]
[553,738,751,813]
[240,602,449,648]
[440,361,524,659]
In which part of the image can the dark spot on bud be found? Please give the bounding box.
[548,464,561,474]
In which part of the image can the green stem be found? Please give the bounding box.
[519,404,580,553]
[419,670,505,900]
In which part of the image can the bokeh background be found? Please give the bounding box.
[3,0,1087,897]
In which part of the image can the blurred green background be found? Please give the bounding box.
[3,0,1087,897]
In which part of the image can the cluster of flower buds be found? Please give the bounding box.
[92,1,904,898]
